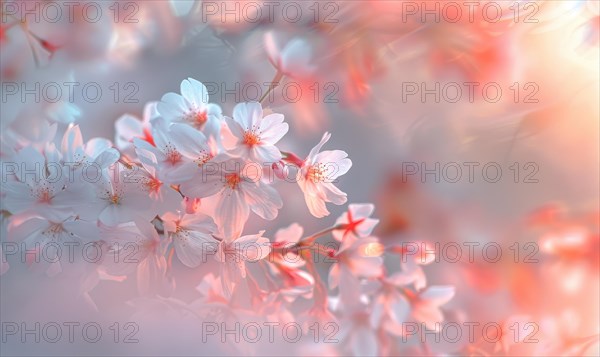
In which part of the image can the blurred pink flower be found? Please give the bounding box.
[333,203,380,241]
[161,212,217,268]
[405,285,455,332]
[101,219,171,296]
[264,32,315,77]
[216,230,271,296]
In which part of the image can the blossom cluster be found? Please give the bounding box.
[0,75,455,354]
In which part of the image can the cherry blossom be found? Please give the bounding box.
[404,285,455,332]
[157,78,223,140]
[1,146,95,219]
[115,102,159,157]
[161,212,218,268]
[216,230,272,296]
[7,213,100,276]
[101,219,171,296]
[328,236,384,291]
[85,163,156,226]
[297,132,352,218]
[336,302,382,356]
[333,203,380,242]
[391,241,437,290]
[3,4,595,356]
[264,32,315,77]
[370,278,411,337]
[126,149,181,214]
[180,157,283,239]
[267,223,315,298]
[60,124,120,173]
[133,117,209,185]
[225,102,289,163]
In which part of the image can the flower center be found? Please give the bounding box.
[110,194,121,205]
[195,151,213,167]
[164,143,182,165]
[187,110,207,128]
[34,186,53,204]
[144,177,162,194]
[43,223,64,240]
[225,173,241,190]
[307,163,327,183]
[243,129,261,146]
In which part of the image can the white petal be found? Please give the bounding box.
[224,116,244,139]
[281,38,314,76]
[232,231,271,261]
[233,102,263,129]
[349,203,374,218]
[243,181,282,220]
[216,190,250,240]
[307,132,331,163]
[319,182,348,205]
[252,144,282,163]
[179,171,223,198]
[158,93,187,121]
[181,78,209,109]
[303,190,330,218]
[174,231,218,267]
[169,123,208,158]
[275,223,303,243]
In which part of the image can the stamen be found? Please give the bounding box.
[195,151,213,167]
[225,173,241,190]
[186,110,207,128]
[164,143,182,164]
[307,163,327,183]
[144,177,162,194]
[243,125,262,146]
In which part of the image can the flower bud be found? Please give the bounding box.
[272,161,288,180]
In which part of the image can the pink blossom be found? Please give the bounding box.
[328,236,384,297]
[264,32,315,77]
[133,117,212,185]
[1,146,95,219]
[101,219,171,296]
[216,231,272,297]
[405,285,455,332]
[161,212,218,268]
[7,213,100,276]
[85,163,156,226]
[298,132,352,218]
[333,203,380,241]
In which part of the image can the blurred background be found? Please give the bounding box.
[1,0,599,356]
